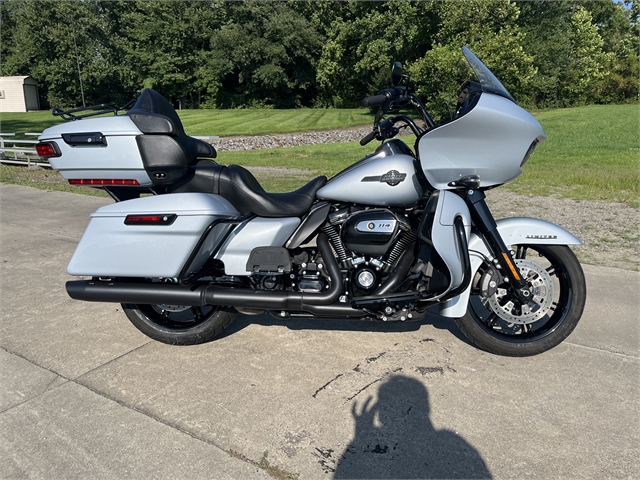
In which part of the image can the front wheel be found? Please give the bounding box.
[122,303,236,345]
[454,245,586,357]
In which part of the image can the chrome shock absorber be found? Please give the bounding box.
[321,224,352,268]
[384,230,417,270]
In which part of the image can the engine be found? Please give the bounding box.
[321,206,417,295]
[243,203,447,323]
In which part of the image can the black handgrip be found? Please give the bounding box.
[360,130,377,146]
[361,94,388,108]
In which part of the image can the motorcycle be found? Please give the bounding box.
[37,47,586,356]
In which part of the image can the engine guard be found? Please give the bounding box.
[437,217,582,318]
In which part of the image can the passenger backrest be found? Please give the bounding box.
[126,89,216,185]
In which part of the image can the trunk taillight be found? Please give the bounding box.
[68,179,140,186]
[35,142,61,158]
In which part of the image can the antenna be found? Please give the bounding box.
[70,13,86,108]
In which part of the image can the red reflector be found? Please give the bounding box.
[36,142,60,157]
[124,214,176,226]
[126,215,163,223]
[68,179,139,186]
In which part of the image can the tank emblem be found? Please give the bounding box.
[361,170,407,186]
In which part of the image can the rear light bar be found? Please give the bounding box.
[68,179,140,186]
[124,214,177,226]
[35,142,61,158]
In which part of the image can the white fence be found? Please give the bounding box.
[0,132,49,168]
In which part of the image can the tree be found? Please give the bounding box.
[409,0,535,118]
[197,1,323,108]
[1,0,635,110]
[582,0,639,103]
[561,5,613,104]
[116,0,226,109]
[1,0,125,108]
[518,1,574,107]
[315,1,439,107]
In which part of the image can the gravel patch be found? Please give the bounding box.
[209,127,375,151]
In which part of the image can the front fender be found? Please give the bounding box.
[437,217,581,318]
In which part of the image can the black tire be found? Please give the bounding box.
[454,245,586,357]
[122,303,236,345]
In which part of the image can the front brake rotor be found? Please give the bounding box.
[486,259,555,325]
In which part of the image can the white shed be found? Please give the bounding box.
[0,76,41,112]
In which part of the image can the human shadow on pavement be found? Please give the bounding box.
[333,375,492,479]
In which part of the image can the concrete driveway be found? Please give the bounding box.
[1,183,638,479]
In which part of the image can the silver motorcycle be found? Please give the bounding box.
[38,47,586,356]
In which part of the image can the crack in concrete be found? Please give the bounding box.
[312,373,343,399]
[563,341,639,359]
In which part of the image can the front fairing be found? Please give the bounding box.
[417,48,546,190]
[417,93,546,190]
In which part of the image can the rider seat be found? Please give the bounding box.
[218,165,327,218]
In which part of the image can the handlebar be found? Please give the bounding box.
[361,94,388,108]
[359,83,437,145]
[361,88,400,108]
[360,86,436,133]
[359,116,405,146]
[359,129,377,146]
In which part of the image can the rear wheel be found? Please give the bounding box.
[454,245,586,356]
[122,303,236,345]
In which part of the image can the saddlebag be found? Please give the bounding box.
[67,193,239,278]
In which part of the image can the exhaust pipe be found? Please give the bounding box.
[66,233,348,313]
[66,280,208,306]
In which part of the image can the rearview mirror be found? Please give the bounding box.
[391,62,404,86]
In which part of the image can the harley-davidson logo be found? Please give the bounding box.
[361,170,407,186]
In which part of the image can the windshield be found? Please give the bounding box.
[462,46,516,103]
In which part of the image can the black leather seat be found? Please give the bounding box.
[127,88,216,163]
[219,165,327,217]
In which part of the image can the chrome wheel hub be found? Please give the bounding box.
[155,304,191,313]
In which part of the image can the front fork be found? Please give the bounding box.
[460,189,532,303]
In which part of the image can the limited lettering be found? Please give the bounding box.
[525,234,558,239]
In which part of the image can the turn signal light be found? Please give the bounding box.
[68,179,140,186]
[35,142,61,158]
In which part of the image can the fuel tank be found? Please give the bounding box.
[316,140,422,207]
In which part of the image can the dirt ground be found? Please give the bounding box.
[485,189,639,272]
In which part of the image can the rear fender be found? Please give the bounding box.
[437,217,581,318]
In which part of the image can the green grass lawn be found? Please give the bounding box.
[179,108,373,136]
[219,104,639,205]
[0,108,373,140]
[512,104,639,205]
[1,103,638,205]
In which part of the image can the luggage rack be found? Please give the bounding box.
[52,99,136,121]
